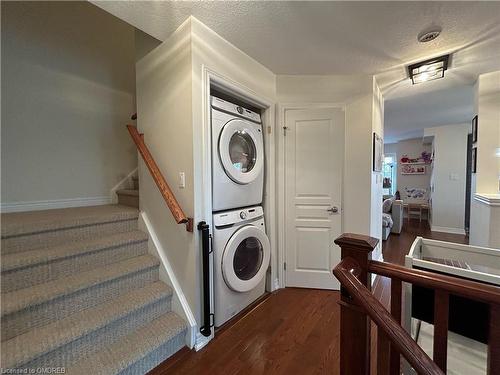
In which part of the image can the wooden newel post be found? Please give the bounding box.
[334,233,379,375]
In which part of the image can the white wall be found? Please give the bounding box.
[136,17,276,332]
[469,71,500,248]
[384,138,432,197]
[424,123,469,234]
[1,2,138,209]
[276,75,384,259]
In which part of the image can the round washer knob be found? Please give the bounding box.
[236,106,243,114]
[240,211,247,219]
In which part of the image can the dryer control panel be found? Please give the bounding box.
[213,206,264,227]
[211,96,261,124]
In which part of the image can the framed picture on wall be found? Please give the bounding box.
[373,132,383,172]
[401,164,426,175]
[472,147,477,173]
[472,115,478,143]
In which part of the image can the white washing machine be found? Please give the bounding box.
[211,96,264,212]
[213,205,270,327]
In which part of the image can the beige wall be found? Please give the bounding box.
[1,2,139,209]
[469,71,500,248]
[384,138,432,197]
[425,123,469,233]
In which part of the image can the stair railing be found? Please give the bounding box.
[333,233,500,375]
[127,124,193,232]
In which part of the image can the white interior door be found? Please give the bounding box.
[284,107,344,289]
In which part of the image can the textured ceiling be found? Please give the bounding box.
[384,85,474,143]
[92,1,499,139]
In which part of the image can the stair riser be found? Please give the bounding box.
[119,329,186,375]
[1,241,148,293]
[118,194,139,208]
[23,296,172,369]
[2,219,138,254]
[1,266,159,341]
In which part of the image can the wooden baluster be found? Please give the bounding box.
[488,303,500,374]
[433,290,449,373]
[377,329,391,375]
[334,233,379,375]
[390,278,402,375]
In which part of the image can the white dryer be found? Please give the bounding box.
[211,96,264,212]
[213,206,270,327]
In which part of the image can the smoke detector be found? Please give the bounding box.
[418,27,442,43]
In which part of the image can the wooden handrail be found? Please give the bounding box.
[334,257,444,375]
[368,260,500,305]
[127,125,193,232]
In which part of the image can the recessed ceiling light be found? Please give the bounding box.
[418,27,442,43]
[408,54,450,84]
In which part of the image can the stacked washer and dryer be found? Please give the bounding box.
[211,96,270,327]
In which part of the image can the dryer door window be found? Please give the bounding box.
[219,119,263,185]
[222,225,270,292]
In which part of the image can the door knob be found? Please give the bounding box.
[327,206,339,214]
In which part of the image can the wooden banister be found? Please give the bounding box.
[368,260,500,305]
[334,233,500,375]
[334,257,444,375]
[127,125,193,232]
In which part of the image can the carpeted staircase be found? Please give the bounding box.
[1,204,187,374]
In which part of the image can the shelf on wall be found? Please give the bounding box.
[400,162,429,165]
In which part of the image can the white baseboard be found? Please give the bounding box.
[1,196,111,213]
[110,168,138,203]
[138,212,200,349]
[431,225,466,235]
[195,332,211,351]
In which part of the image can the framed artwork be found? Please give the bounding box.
[401,164,426,175]
[373,132,383,172]
[472,115,478,144]
[472,147,477,173]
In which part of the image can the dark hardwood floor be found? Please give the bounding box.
[151,219,468,374]
[151,288,340,375]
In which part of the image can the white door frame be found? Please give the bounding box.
[277,103,346,289]
[201,66,279,295]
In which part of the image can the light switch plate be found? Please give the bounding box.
[179,172,185,188]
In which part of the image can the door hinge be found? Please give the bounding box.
[284,262,287,270]
[283,126,288,135]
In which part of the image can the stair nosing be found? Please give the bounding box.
[66,312,187,375]
[1,281,173,369]
[1,231,149,273]
[1,205,139,239]
[1,255,160,317]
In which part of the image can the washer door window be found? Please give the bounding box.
[222,225,270,292]
[219,119,263,185]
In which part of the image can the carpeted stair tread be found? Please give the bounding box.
[116,189,139,197]
[1,281,173,369]
[66,312,187,375]
[1,230,148,273]
[1,255,160,317]
[1,205,139,239]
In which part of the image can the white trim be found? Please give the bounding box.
[474,193,500,206]
[202,67,278,293]
[277,102,346,289]
[431,225,466,235]
[139,212,197,349]
[110,168,138,203]
[1,196,111,213]
[195,332,211,351]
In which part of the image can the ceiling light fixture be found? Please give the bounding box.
[408,54,450,85]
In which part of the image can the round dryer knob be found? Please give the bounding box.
[240,211,247,219]
[236,106,244,114]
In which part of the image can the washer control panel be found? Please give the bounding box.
[214,206,264,227]
[211,96,261,123]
